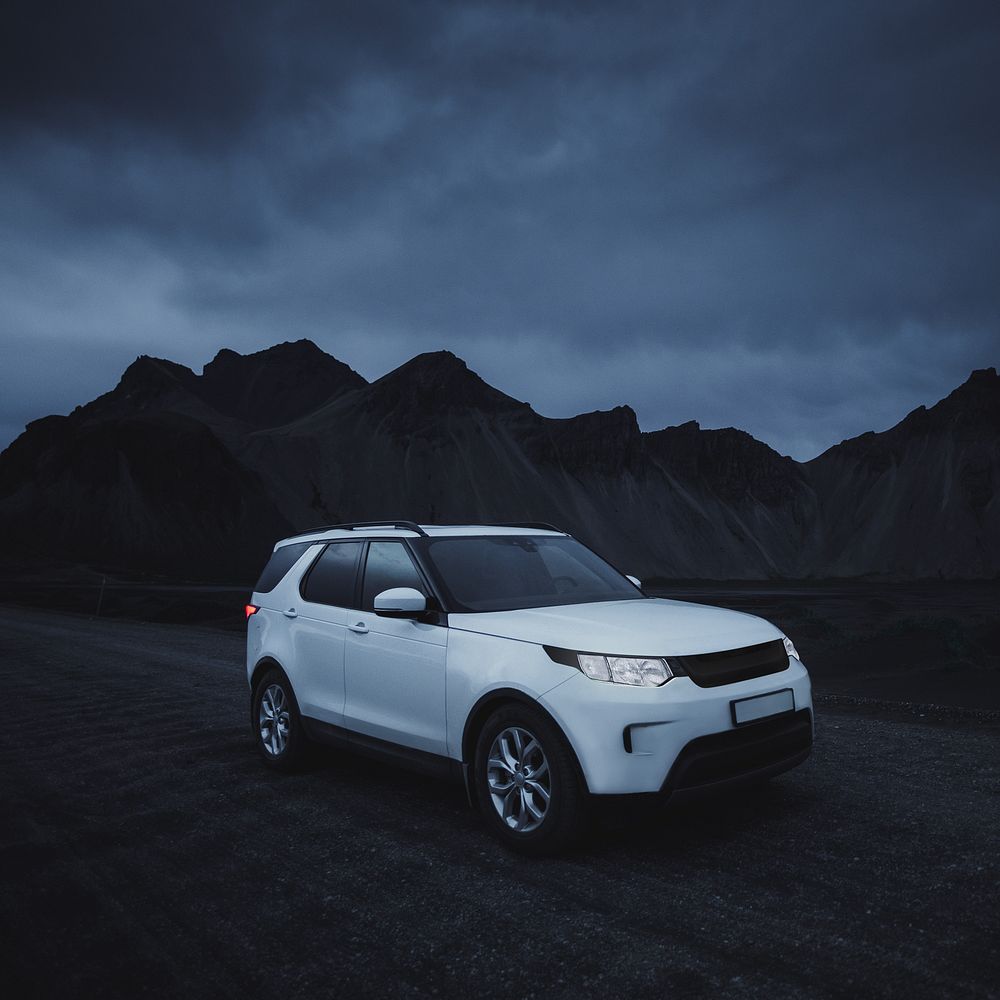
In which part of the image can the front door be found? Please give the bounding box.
[343,540,448,755]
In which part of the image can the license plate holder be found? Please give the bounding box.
[731,688,795,726]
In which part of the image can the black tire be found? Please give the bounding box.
[473,702,587,856]
[250,668,309,771]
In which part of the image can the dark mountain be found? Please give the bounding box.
[0,344,996,582]
[0,410,289,579]
[84,339,365,428]
[806,367,1000,578]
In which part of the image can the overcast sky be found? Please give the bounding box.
[1,0,997,459]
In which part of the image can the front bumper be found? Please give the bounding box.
[663,707,812,800]
[539,658,813,794]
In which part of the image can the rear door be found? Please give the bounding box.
[291,540,364,726]
[343,540,448,755]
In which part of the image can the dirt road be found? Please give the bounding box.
[1,606,997,998]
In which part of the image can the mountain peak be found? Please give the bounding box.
[913,366,1000,431]
[370,352,527,415]
[203,339,331,374]
[117,355,196,395]
[941,366,998,404]
[121,353,192,379]
[810,365,1000,465]
[68,355,201,423]
[198,340,365,427]
[391,350,470,380]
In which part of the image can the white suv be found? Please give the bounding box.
[246,521,812,853]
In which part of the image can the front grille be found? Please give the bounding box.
[665,709,812,791]
[669,638,789,688]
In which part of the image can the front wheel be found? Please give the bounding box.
[251,668,308,770]
[474,703,587,855]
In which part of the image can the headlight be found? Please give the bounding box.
[576,653,672,686]
[782,636,800,661]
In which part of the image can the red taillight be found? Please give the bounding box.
[245,604,259,620]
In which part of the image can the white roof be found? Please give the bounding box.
[276,523,565,547]
[421,524,563,537]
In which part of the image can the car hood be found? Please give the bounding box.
[448,598,783,656]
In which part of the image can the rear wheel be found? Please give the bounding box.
[474,703,586,855]
[251,668,308,770]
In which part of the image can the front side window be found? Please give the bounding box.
[302,541,363,607]
[362,542,425,610]
[418,536,641,613]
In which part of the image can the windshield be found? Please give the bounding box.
[418,535,643,613]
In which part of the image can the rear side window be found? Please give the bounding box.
[362,542,424,610]
[254,542,313,593]
[302,541,363,607]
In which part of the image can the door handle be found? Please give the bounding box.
[348,621,369,634]
[283,608,297,619]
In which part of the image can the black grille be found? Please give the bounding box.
[665,709,812,791]
[669,638,789,688]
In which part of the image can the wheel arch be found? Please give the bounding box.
[461,687,581,775]
[250,655,291,694]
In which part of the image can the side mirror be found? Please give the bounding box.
[626,575,642,589]
[373,587,427,618]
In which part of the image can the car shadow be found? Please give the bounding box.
[263,736,819,857]
[582,774,820,856]
[302,742,470,807]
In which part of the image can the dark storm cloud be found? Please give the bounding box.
[1,0,998,459]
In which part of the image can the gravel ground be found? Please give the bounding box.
[1,605,998,999]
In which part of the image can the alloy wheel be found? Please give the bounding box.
[486,726,551,833]
[258,683,290,756]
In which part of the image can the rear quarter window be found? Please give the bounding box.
[254,542,313,593]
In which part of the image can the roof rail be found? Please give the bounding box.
[286,520,429,539]
[494,521,566,533]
